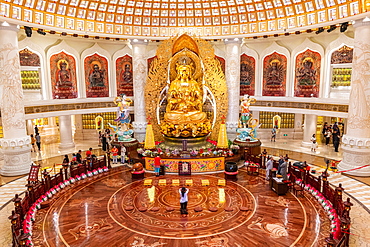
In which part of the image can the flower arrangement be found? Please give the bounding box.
[230,144,240,150]
[190,150,198,156]
[245,161,259,167]
[137,148,144,155]
[171,149,180,156]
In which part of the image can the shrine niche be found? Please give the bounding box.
[116,55,133,97]
[294,49,321,97]
[50,51,78,99]
[240,54,255,96]
[331,45,353,64]
[19,48,40,67]
[84,53,109,97]
[215,55,226,74]
[147,56,157,72]
[262,52,287,96]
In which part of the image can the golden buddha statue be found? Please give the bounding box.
[161,61,211,137]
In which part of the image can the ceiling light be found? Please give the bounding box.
[24,26,32,37]
[37,29,46,35]
[327,25,337,33]
[315,27,324,34]
[340,22,348,33]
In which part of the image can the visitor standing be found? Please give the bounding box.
[179,187,189,215]
[98,131,102,147]
[325,127,332,146]
[62,155,69,165]
[280,157,288,181]
[266,156,274,180]
[271,128,276,142]
[35,133,41,151]
[30,134,36,152]
[120,144,126,164]
[76,150,82,163]
[86,148,92,158]
[101,134,107,151]
[111,146,119,164]
[277,155,284,175]
[154,154,161,176]
[311,140,318,153]
[34,125,39,135]
[332,123,341,152]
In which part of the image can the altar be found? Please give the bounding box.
[145,156,225,173]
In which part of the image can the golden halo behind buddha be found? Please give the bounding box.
[169,49,202,82]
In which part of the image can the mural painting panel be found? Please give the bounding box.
[262,52,287,96]
[19,48,40,66]
[116,55,133,96]
[50,51,78,99]
[240,54,255,96]
[215,55,226,74]
[294,49,321,97]
[84,53,109,97]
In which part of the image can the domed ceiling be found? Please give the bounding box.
[0,0,365,37]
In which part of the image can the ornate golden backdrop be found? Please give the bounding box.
[1,0,366,37]
[144,34,228,141]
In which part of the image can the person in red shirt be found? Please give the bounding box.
[86,147,92,158]
[154,154,161,176]
[111,146,119,164]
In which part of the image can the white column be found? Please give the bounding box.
[58,115,75,149]
[0,22,31,176]
[302,114,317,147]
[338,19,370,176]
[224,39,242,140]
[74,114,83,140]
[131,39,148,142]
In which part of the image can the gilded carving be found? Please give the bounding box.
[144,35,228,141]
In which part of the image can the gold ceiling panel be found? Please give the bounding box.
[0,0,364,37]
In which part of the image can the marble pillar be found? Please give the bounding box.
[58,115,75,149]
[338,19,370,176]
[131,40,148,142]
[302,114,317,147]
[0,22,31,176]
[224,39,242,140]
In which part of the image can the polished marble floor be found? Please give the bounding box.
[0,138,369,246]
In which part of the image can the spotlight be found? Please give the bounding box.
[327,25,337,33]
[315,27,324,34]
[24,26,32,37]
[37,29,46,35]
[340,22,349,32]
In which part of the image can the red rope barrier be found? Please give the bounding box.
[334,164,370,173]
[342,231,370,241]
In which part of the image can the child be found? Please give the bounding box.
[311,140,318,153]
[111,146,119,164]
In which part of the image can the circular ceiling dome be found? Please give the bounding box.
[0,0,366,38]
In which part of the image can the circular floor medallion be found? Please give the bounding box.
[108,175,256,239]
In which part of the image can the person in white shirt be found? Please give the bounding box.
[266,156,274,180]
[179,187,189,215]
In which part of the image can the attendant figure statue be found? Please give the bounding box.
[239,94,256,128]
[113,94,133,127]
